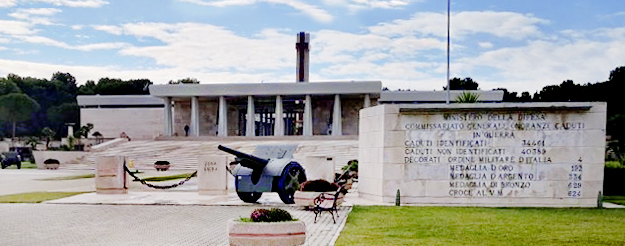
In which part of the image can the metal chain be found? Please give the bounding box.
[123,164,197,190]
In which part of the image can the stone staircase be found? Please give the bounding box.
[66,139,359,173]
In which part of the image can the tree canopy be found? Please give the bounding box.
[78,78,152,95]
[444,77,479,90]
[0,93,40,138]
[168,78,200,84]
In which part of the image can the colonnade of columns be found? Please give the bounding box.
[162,94,372,137]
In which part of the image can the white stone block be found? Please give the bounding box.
[303,156,335,182]
[358,177,384,197]
[198,155,228,195]
[96,156,128,194]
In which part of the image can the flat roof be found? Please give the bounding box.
[379,90,504,103]
[77,95,164,106]
[149,81,382,97]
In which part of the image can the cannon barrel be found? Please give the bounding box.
[218,145,269,171]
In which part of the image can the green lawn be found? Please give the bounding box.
[2,161,37,169]
[36,174,95,181]
[336,206,625,246]
[0,192,90,203]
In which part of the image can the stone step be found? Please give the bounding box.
[78,139,358,173]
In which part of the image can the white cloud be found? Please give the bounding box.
[0,0,16,7]
[14,35,128,51]
[369,11,549,40]
[179,0,334,23]
[0,58,291,84]
[71,25,84,30]
[110,22,293,72]
[93,25,123,35]
[478,42,493,49]
[457,33,625,92]
[324,0,418,12]
[8,8,62,25]
[29,0,109,8]
[0,20,36,35]
[313,30,445,65]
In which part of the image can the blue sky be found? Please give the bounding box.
[0,0,623,93]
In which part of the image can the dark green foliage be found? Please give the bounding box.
[1,73,78,138]
[0,79,21,95]
[168,78,200,84]
[342,160,358,172]
[0,93,41,138]
[454,91,480,103]
[78,123,94,138]
[495,88,532,102]
[47,103,80,136]
[444,77,479,90]
[603,163,625,196]
[78,78,152,95]
[43,159,60,164]
[250,208,294,222]
[299,179,339,192]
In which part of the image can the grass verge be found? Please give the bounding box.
[141,172,196,182]
[604,196,625,206]
[335,206,625,246]
[0,191,90,203]
[36,174,95,181]
[2,161,37,169]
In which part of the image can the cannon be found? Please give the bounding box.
[218,145,307,204]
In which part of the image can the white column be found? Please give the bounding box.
[246,96,255,137]
[332,94,342,136]
[218,96,228,137]
[303,95,312,136]
[364,94,371,108]
[191,96,200,137]
[274,95,284,136]
[163,97,172,136]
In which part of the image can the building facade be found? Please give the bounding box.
[78,82,504,139]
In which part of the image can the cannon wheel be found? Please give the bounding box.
[237,192,262,203]
[277,162,307,204]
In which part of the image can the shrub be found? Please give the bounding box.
[44,159,60,164]
[604,162,625,196]
[342,159,358,172]
[299,179,339,192]
[249,208,294,222]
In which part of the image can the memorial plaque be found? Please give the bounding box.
[359,103,606,207]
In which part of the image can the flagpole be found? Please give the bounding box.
[446,0,451,104]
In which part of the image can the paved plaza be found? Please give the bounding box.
[0,169,356,246]
[0,203,350,246]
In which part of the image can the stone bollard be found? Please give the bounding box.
[198,155,228,195]
[96,156,129,194]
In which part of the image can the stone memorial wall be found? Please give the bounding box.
[359,102,606,207]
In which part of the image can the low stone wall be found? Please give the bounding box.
[33,151,89,169]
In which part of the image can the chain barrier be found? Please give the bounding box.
[123,163,197,190]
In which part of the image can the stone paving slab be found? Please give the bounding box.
[0,203,351,246]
